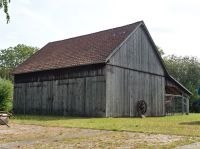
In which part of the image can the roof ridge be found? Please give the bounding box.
[50,21,143,44]
[105,21,143,61]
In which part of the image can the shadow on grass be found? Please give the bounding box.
[179,121,200,125]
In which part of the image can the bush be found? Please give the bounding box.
[0,78,13,111]
[191,100,200,113]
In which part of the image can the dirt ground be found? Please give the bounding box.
[0,124,188,149]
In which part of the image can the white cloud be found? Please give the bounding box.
[0,0,200,58]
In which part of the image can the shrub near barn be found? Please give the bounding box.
[0,78,13,111]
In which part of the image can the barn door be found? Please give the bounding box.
[61,78,85,116]
[85,76,106,117]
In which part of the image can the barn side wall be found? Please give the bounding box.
[14,65,106,117]
[106,26,165,117]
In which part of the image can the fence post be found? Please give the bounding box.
[181,96,184,114]
[186,97,189,115]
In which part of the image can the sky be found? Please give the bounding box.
[0,0,200,58]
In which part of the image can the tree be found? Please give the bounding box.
[164,55,200,88]
[163,55,200,111]
[0,44,39,68]
[0,0,10,23]
[0,44,39,80]
[157,46,165,57]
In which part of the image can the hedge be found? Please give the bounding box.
[0,78,13,111]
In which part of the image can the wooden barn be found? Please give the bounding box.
[13,21,192,117]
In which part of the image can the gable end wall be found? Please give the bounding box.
[106,26,165,117]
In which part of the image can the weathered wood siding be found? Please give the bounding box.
[108,26,164,76]
[106,26,165,117]
[14,65,106,117]
[14,25,167,117]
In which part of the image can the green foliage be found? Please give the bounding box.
[0,78,13,111]
[0,44,39,68]
[157,46,165,57]
[192,100,200,113]
[164,55,200,87]
[0,44,39,80]
[0,67,12,80]
[0,0,10,23]
[163,55,200,110]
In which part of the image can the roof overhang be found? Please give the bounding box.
[165,75,192,96]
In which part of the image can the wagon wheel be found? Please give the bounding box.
[137,100,147,115]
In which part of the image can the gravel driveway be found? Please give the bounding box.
[0,124,191,148]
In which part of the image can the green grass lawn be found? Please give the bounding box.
[11,113,200,137]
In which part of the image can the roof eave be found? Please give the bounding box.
[167,75,193,96]
[13,62,106,75]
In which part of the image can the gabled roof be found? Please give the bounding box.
[13,21,192,95]
[13,21,142,74]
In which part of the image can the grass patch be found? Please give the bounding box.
[11,113,200,137]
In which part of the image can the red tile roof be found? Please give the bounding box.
[13,21,141,74]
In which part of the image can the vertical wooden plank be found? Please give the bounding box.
[129,71,133,116]
[64,79,69,116]
[42,81,47,114]
[26,83,30,114]
[118,67,122,117]
[124,69,129,116]
[85,77,90,116]
[52,80,57,115]
[105,65,112,117]
[33,82,36,114]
